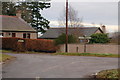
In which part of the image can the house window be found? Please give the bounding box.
[0,33,3,37]
[2,33,3,36]
[12,33,16,37]
[8,33,11,35]
[23,33,30,38]
[27,33,30,39]
[23,33,26,38]
[6,33,11,36]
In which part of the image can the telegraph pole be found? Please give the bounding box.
[65,0,68,52]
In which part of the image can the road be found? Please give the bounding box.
[2,53,118,78]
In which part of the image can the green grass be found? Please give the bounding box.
[0,54,14,62]
[1,49,119,58]
[1,49,14,53]
[1,49,43,54]
[54,53,119,58]
[96,69,119,79]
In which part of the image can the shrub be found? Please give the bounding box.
[2,37,19,51]
[55,33,77,45]
[96,69,119,79]
[2,37,57,52]
[25,39,57,52]
[90,33,110,43]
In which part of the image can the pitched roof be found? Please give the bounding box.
[0,15,36,32]
[40,27,103,39]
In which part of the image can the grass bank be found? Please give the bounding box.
[96,69,119,79]
[0,54,15,62]
[1,49,43,54]
[1,49,119,58]
[54,53,119,58]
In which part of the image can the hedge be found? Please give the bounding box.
[2,37,57,52]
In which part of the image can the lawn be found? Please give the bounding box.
[96,69,119,79]
[1,49,119,58]
[1,49,14,53]
[0,53,14,62]
[1,49,46,54]
[54,53,119,58]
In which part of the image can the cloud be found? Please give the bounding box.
[50,0,119,2]
[49,20,118,33]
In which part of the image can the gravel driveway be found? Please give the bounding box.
[2,53,118,78]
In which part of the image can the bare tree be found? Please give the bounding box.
[58,5,83,27]
[58,5,83,42]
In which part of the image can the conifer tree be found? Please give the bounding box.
[2,0,51,33]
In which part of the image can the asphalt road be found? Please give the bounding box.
[2,53,118,78]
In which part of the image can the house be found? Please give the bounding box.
[0,12,37,39]
[109,32,120,44]
[40,27,104,40]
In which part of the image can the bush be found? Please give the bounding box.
[2,37,57,52]
[2,37,18,51]
[96,69,119,79]
[90,33,110,43]
[55,33,77,45]
[25,39,57,52]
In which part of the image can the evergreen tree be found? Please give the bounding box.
[90,33,110,43]
[2,0,51,33]
[2,2,16,16]
[26,1,50,33]
[55,33,77,45]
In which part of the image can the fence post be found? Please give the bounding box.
[84,43,87,53]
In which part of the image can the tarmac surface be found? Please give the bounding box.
[2,53,118,78]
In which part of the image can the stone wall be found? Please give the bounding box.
[58,44,119,54]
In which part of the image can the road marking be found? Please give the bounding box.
[36,77,40,80]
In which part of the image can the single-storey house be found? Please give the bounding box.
[0,14,37,39]
[40,27,105,40]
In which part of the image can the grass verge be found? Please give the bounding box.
[1,50,14,53]
[54,53,119,58]
[1,50,119,58]
[0,54,15,62]
[1,49,44,54]
[96,69,119,79]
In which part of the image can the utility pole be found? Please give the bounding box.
[65,0,68,52]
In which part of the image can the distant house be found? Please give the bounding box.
[0,15,37,39]
[109,32,120,44]
[40,27,104,40]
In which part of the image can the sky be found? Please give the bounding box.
[41,0,119,33]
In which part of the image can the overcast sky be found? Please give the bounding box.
[41,0,119,32]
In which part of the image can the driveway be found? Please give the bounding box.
[2,53,118,78]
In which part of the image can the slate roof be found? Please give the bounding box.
[40,27,103,39]
[0,15,36,32]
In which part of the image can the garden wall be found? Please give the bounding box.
[59,44,119,54]
[2,37,57,52]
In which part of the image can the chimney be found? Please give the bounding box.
[16,10,22,18]
[101,25,106,33]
